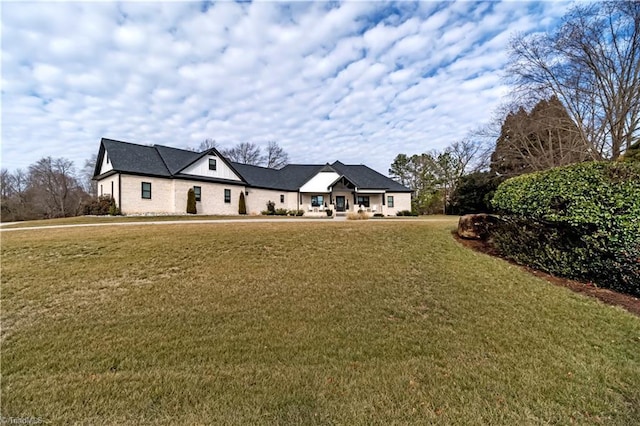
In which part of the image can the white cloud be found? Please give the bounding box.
[1,1,571,174]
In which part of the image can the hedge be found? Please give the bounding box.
[491,161,640,296]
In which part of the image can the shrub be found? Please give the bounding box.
[239,192,247,215]
[108,198,121,216]
[450,172,504,215]
[347,212,369,220]
[396,210,418,217]
[275,208,288,216]
[294,209,304,216]
[186,188,197,214]
[266,200,276,214]
[373,213,384,218]
[492,161,640,296]
[621,140,640,163]
[82,196,115,216]
[325,209,333,217]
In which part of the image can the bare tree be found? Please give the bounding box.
[507,1,640,159]
[28,157,85,218]
[450,139,485,174]
[198,138,217,152]
[265,141,289,169]
[222,142,265,166]
[81,154,98,197]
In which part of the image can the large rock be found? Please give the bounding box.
[457,214,498,240]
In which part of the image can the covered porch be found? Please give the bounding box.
[299,176,389,216]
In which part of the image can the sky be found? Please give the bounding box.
[1,1,571,176]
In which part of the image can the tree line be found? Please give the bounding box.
[391,1,639,215]
[193,139,289,169]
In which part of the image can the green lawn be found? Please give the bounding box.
[0,214,295,228]
[2,220,639,424]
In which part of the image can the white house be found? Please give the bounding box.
[92,138,412,216]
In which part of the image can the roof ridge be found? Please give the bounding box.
[154,144,193,153]
[102,137,140,145]
[231,162,278,171]
[152,146,173,176]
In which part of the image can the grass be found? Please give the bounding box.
[2,220,639,424]
[0,214,296,229]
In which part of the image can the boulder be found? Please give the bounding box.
[457,214,498,240]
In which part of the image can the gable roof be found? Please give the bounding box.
[93,138,245,184]
[154,145,201,175]
[330,161,410,192]
[95,138,171,177]
[93,138,411,192]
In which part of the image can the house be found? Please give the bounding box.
[92,138,412,216]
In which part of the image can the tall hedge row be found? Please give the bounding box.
[491,161,640,296]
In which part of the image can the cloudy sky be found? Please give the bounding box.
[1,1,570,175]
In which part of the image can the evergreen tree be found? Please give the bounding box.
[490,97,589,177]
[238,191,247,215]
[187,188,197,214]
[622,140,640,163]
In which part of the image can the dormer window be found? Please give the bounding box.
[209,158,217,171]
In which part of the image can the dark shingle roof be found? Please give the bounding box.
[330,161,411,192]
[99,138,170,177]
[155,145,201,175]
[94,138,411,192]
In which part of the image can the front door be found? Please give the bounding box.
[336,196,345,212]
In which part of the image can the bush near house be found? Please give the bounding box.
[186,189,197,214]
[83,196,119,216]
[238,192,247,215]
[347,211,369,220]
[396,210,418,217]
[449,171,505,215]
[492,161,640,296]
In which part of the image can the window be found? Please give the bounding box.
[194,186,201,202]
[100,184,103,196]
[224,189,231,203]
[280,194,285,203]
[357,196,370,207]
[387,196,394,208]
[209,158,217,171]
[106,154,110,164]
[311,195,324,207]
[141,182,152,199]
[111,181,114,196]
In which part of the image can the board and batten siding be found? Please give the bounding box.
[181,155,242,181]
[99,151,113,174]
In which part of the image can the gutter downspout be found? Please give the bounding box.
[118,173,122,212]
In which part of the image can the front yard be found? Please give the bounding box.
[1,220,639,424]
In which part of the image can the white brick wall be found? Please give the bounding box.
[97,175,119,200]
[97,173,411,216]
[119,175,174,214]
[175,180,245,215]
[245,188,300,215]
[383,192,412,216]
